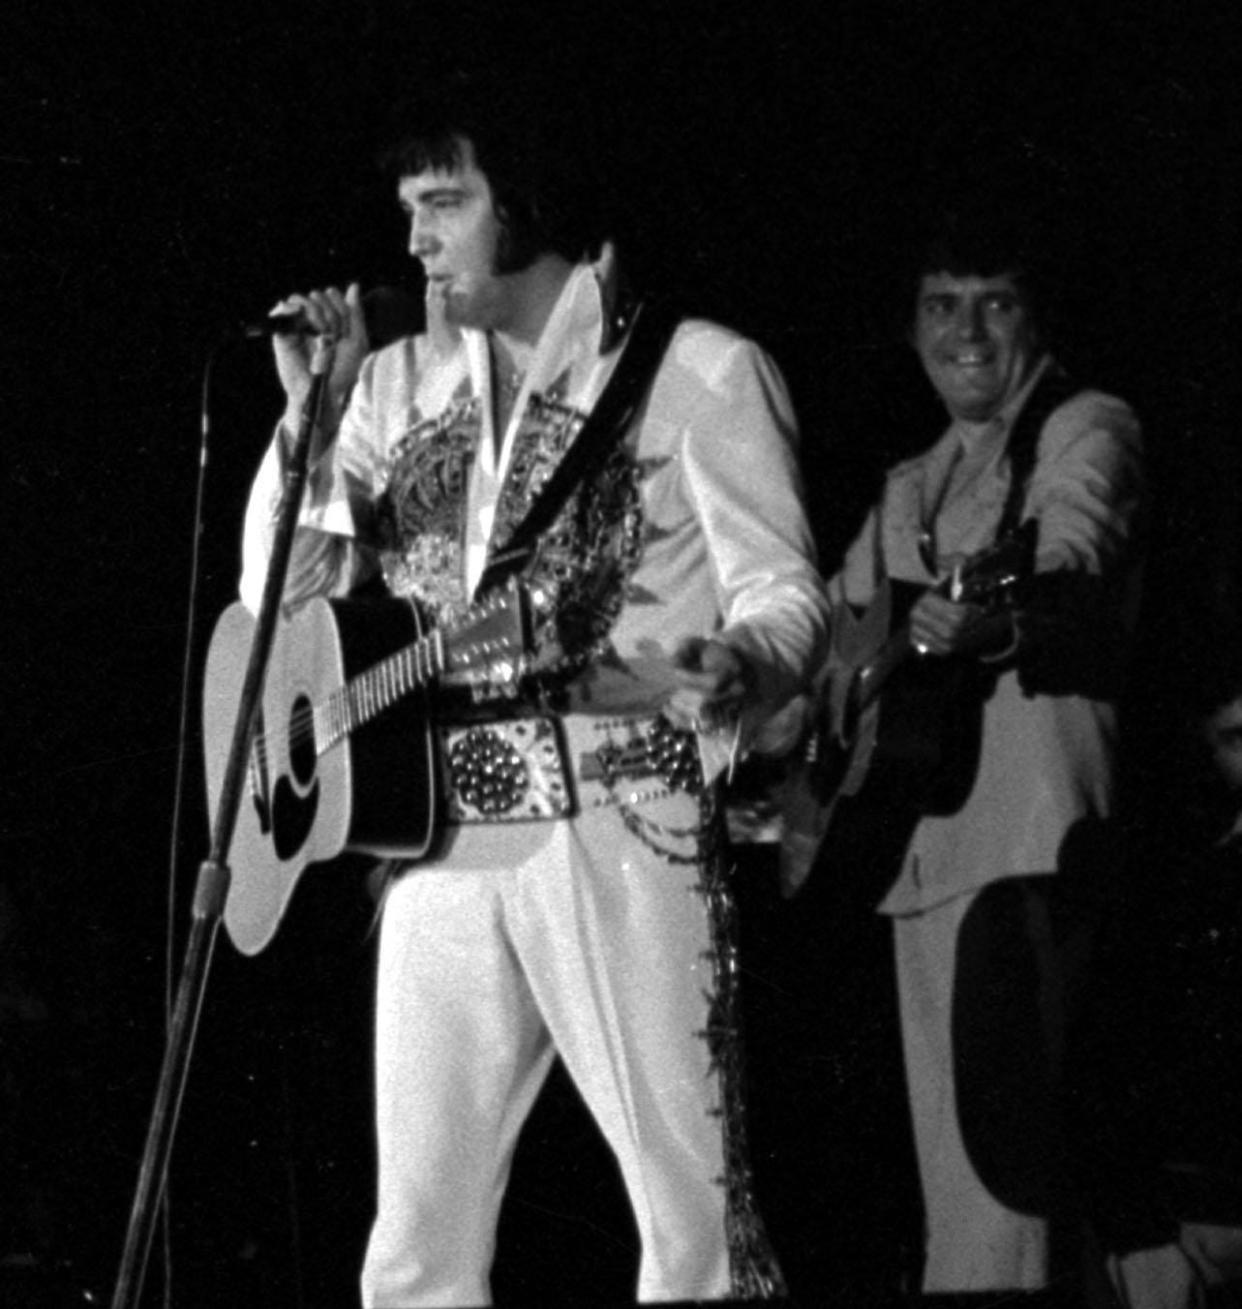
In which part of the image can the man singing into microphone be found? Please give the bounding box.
[238,81,826,1307]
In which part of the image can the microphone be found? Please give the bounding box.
[241,285,423,349]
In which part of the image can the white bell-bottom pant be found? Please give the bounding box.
[360,738,735,1308]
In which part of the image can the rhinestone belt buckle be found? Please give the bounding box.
[593,714,704,796]
[645,715,704,794]
[442,717,573,823]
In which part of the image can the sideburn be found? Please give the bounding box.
[490,199,543,275]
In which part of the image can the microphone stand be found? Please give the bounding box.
[111,338,338,1309]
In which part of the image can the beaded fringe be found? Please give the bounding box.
[695,798,788,1300]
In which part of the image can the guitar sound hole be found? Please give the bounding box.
[289,693,316,788]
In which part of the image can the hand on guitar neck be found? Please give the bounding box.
[907,589,1017,660]
[906,519,1036,660]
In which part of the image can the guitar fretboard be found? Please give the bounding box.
[314,629,445,753]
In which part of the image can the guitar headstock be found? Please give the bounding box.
[948,519,1037,610]
[440,577,534,692]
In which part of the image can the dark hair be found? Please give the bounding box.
[893,179,1068,345]
[377,76,604,271]
[906,201,1061,336]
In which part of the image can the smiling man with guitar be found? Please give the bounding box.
[786,205,1145,1302]
[230,79,826,1308]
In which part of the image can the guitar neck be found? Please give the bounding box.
[854,624,916,716]
[315,629,445,755]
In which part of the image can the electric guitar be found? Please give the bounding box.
[779,522,1036,895]
[202,581,531,955]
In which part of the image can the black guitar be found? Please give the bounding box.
[779,522,1035,894]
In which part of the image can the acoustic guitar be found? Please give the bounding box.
[202,580,531,955]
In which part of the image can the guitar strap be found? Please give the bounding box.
[473,297,681,600]
[995,364,1081,539]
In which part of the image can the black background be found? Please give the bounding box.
[3,2,1241,1305]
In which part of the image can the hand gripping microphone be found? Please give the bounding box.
[241,285,423,350]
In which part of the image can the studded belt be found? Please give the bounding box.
[439,713,703,824]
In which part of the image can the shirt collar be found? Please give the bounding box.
[459,242,634,396]
[537,241,635,358]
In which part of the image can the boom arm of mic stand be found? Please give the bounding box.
[111,344,338,1309]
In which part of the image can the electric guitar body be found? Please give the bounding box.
[825,578,983,814]
[779,522,1035,895]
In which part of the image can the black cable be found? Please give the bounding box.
[156,341,225,1309]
